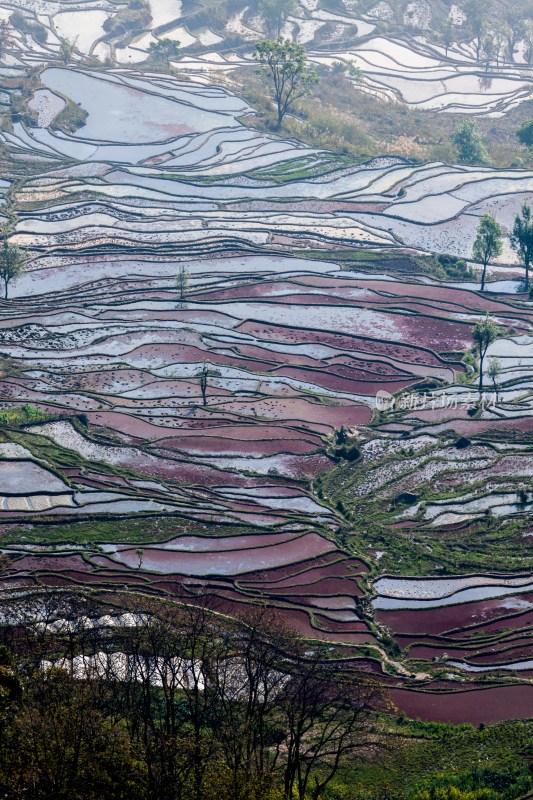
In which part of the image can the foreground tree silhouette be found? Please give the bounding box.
[472,213,502,290]
[0,594,389,800]
[473,315,501,394]
[510,203,533,290]
[2,656,143,800]
[107,601,387,800]
[254,39,318,130]
[277,647,384,800]
[0,237,25,299]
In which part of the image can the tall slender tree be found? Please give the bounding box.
[472,213,503,290]
[473,315,501,394]
[176,265,190,301]
[487,355,502,400]
[510,203,533,290]
[276,646,384,800]
[441,17,455,56]
[199,362,209,406]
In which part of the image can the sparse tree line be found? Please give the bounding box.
[253,35,532,166]
[444,0,533,65]
[0,594,386,800]
[468,205,533,397]
[472,203,533,292]
[451,117,533,167]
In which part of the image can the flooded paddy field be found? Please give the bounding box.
[0,0,533,725]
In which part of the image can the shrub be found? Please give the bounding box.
[50,101,88,134]
[517,119,533,149]
[103,0,152,37]
[9,11,47,42]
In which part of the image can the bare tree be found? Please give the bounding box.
[212,606,295,797]
[275,647,386,800]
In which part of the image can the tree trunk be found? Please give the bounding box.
[481,262,487,291]
[526,260,530,290]
[4,280,7,300]
[276,103,283,130]
[478,352,484,394]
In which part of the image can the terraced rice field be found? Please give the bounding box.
[1,0,533,725]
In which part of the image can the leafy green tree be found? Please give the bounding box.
[0,237,25,300]
[177,265,190,301]
[487,355,502,399]
[451,118,488,164]
[473,315,501,393]
[509,203,533,289]
[3,667,144,800]
[254,38,319,130]
[517,119,533,149]
[148,37,180,66]
[59,36,77,64]
[259,0,297,38]
[472,213,503,290]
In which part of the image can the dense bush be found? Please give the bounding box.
[0,404,45,428]
[409,768,531,800]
